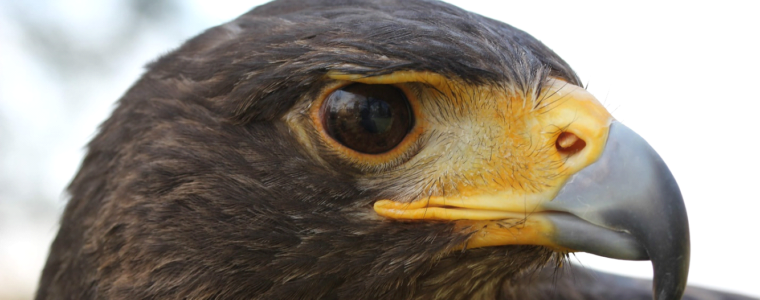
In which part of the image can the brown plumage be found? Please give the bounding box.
[33,0,750,299]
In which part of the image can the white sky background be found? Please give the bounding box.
[0,0,758,298]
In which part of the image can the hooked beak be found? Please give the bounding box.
[543,122,690,300]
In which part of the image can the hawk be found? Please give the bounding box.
[37,0,703,299]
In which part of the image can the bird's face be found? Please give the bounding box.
[285,69,688,299]
[292,71,612,246]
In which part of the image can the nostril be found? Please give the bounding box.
[556,132,586,156]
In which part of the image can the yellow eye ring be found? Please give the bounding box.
[310,80,427,171]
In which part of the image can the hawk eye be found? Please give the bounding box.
[321,83,414,154]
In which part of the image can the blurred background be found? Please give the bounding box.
[1,0,758,299]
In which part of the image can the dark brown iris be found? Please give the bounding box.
[321,83,414,154]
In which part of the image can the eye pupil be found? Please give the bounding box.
[321,83,413,154]
[360,97,393,134]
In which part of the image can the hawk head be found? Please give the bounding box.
[37,0,689,299]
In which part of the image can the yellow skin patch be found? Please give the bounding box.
[310,71,612,250]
